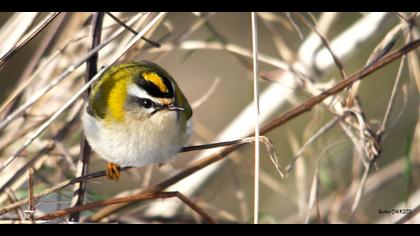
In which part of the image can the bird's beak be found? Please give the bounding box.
[150,103,184,116]
[165,104,185,112]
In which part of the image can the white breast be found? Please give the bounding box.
[82,109,192,167]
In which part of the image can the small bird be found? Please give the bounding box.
[82,61,192,181]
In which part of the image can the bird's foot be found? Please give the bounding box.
[106,162,121,182]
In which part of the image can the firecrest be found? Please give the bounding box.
[81,61,192,181]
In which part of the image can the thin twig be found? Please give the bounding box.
[183,137,283,178]
[350,163,371,222]
[294,13,347,80]
[379,52,407,135]
[306,162,320,224]
[69,12,104,222]
[191,77,221,110]
[304,139,347,223]
[385,83,409,136]
[105,12,160,48]
[27,169,35,222]
[38,191,216,224]
[0,12,60,68]
[395,12,409,23]
[251,12,261,224]
[285,12,304,40]
[286,116,341,172]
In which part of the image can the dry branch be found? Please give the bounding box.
[69,12,104,222]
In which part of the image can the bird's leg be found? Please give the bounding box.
[106,162,121,181]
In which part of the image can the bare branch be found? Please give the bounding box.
[38,191,216,224]
[69,12,104,222]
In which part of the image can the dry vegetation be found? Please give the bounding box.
[0,12,419,224]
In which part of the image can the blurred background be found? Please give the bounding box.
[0,12,419,224]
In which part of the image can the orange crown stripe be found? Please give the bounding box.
[142,72,168,93]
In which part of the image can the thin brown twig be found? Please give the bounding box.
[378,56,406,135]
[27,169,35,222]
[69,12,104,222]
[185,136,283,178]
[294,13,347,80]
[395,12,409,23]
[386,83,409,136]
[0,12,60,68]
[105,12,160,48]
[38,191,216,224]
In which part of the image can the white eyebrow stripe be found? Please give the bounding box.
[127,84,159,103]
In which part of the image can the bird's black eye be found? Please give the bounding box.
[141,98,154,109]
